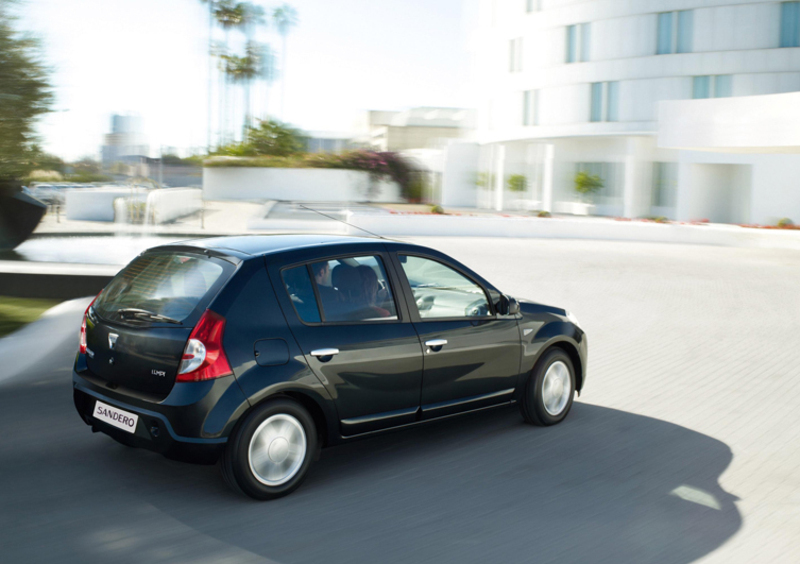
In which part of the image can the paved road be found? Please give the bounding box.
[2,238,799,563]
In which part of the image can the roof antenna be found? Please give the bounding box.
[297,204,389,240]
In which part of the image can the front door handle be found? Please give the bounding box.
[424,339,447,352]
[310,348,339,360]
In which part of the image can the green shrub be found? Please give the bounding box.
[777,217,794,227]
[574,171,604,198]
[507,174,527,192]
[536,210,551,218]
[430,205,445,214]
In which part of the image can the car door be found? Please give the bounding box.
[268,246,424,436]
[391,251,521,420]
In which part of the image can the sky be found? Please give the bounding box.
[16,0,476,161]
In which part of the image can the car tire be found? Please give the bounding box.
[520,348,576,427]
[221,398,317,500]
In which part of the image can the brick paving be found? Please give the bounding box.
[422,237,800,564]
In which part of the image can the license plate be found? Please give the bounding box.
[93,400,138,434]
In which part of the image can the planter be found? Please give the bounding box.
[555,201,596,216]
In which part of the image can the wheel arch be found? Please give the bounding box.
[234,384,336,449]
[528,338,585,393]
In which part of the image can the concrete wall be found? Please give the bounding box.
[65,187,202,223]
[147,188,202,223]
[65,188,147,222]
[203,168,402,203]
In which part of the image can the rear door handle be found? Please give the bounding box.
[424,339,447,352]
[310,348,339,358]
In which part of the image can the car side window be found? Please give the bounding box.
[310,255,398,322]
[399,255,492,319]
[281,265,321,323]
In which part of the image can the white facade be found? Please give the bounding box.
[465,0,800,224]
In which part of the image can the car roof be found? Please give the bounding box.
[177,233,406,257]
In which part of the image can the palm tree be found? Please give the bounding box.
[197,1,216,151]
[272,4,298,119]
[214,0,247,144]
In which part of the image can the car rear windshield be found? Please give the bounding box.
[94,252,227,324]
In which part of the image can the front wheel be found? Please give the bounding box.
[221,398,317,500]
[520,348,576,426]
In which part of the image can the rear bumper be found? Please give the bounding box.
[73,370,249,464]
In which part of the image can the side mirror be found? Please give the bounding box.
[498,295,520,316]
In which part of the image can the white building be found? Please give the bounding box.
[354,107,475,152]
[460,0,800,224]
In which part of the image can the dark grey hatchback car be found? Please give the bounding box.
[73,234,587,499]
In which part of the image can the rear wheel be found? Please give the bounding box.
[222,398,317,500]
[520,348,576,426]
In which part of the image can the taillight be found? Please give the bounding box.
[176,309,233,382]
[79,292,101,355]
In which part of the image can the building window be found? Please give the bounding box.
[590,82,619,122]
[522,90,538,126]
[652,163,678,208]
[781,2,800,47]
[575,162,623,202]
[657,10,693,54]
[526,0,542,13]
[509,37,523,72]
[566,23,590,63]
[693,75,733,99]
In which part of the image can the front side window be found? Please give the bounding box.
[399,255,491,319]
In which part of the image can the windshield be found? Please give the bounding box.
[94,252,226,324]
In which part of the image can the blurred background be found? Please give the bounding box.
[2,1,800,563]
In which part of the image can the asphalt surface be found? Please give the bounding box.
[3,237,800,564]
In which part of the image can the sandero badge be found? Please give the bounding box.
[72,235,587,500]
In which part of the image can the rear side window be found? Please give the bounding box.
[280,255,398,323]
[281,265,322,323]
[94,253,226,323]
[311,256,398,322]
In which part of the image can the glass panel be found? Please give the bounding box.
[94,253,226,324]
[714,75,732,98]
[533,88,540,125]
[606,81,620,122]
[399,256,491,319]
[652,162,678,208]
[580,23,591,62]
[566,25,577,63]
[281,265,321,323]
[523,90,537,126]
[781,2,800,48]
[693,76,711,99]
[509,39,516,72]
[676,10,693,53]
[590,82,603,122]
[657,12,673,55]
[311,256,398,322]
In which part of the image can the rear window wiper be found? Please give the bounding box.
[115,308,183,325]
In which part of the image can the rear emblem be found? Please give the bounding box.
[151,369,166,378]
[108,333,119,350]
